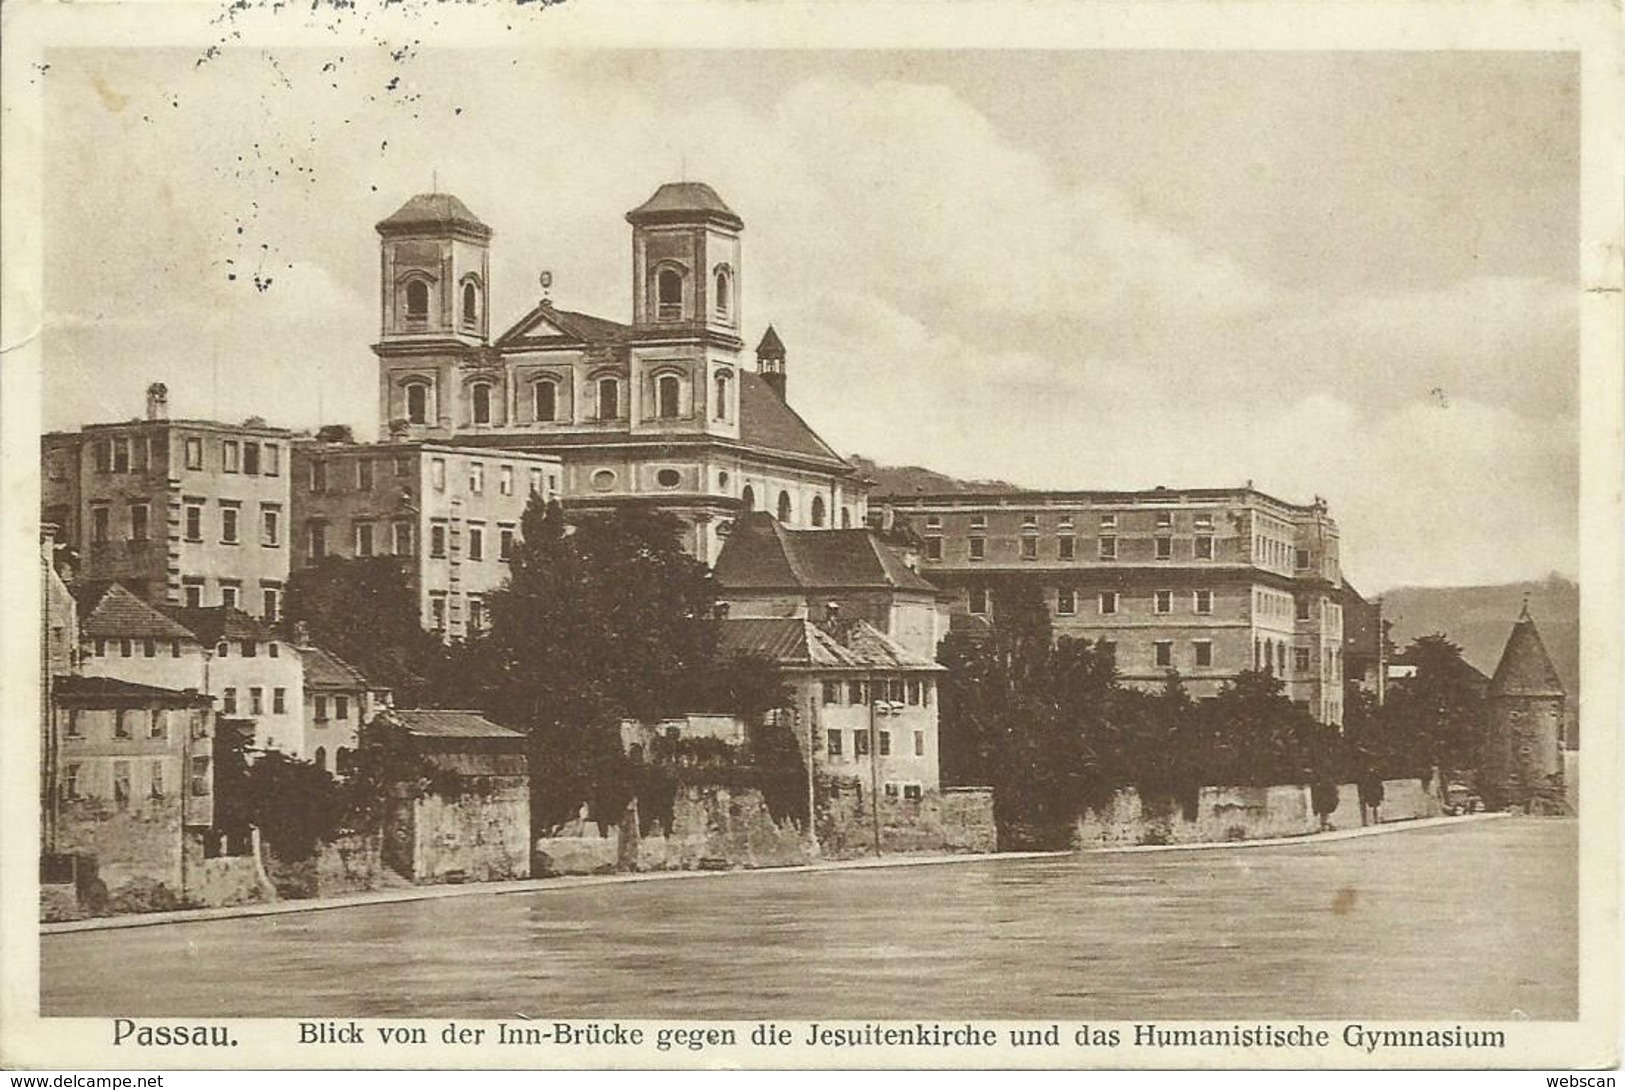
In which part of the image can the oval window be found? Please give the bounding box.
[657,469,681,489]
[590,469,616,492]
[718,471,730,488]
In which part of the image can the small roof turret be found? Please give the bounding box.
[756,324,785,359]
[1489,603,1566,698]
[626,182,743,231]
[377,193,492,240]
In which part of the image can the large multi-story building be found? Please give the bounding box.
[368,184,865,563]
[42,384,293,620]
[884,487,1348,725]
[289,438,562,640]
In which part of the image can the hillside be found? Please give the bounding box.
[1377,575,1578,691]
[850,456,1024,498]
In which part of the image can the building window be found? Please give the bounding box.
[471,383,494,425]
[183,436,203,470]
[657,268,683,320]
[906,679,922,705]
[431,458,446,491]
[811,496,827,527]
[222,688,237,716]
[406,382,429,425]
[1195,534,1214,560]
[430,594,447,632]
[221,585,239,610]
[430,523,447,558]
[91,505,110,545]
[462,281,479,326]
[1155,536,1172,560]
[1295,548,1311,571]
[714,268,731,318]
[113,761,131,809]
[142,638,156,658]
[1099,535,1117,560]
[1294,647,1311,673]
[355,458,374,491]
[714,373,730,420]
[822,681,841,706]
[267,640,279,657]
[309,459,327,494]
[826,729,842,756]
[1155,590,1172,613]
[130,503,150,542]
[1057,589,1077,615]
[969,587,989,615]
[598,378,620,420]
[248,687,263,715]
[969,537,986,561]
[191,756,211,796]
[657,374,681,420]
[1099,513,1117,530]
[220,504,240,545]
[93,439,112,473]
[1154,641,1173,668]
[1058,535,1075,560]
[777,491,793,523]
[500,464,513,496]
[848,680,865,704]
[183,581,203,608]
[335,695,349,720]
[223,440,240,473]
[314,695,328,722]
[1021,535,1038,560]
[265,443,280,475]
[1296,598,1311,621]
[170,639,182,657]
[468,525,485,561]
[355,521,375,557]
[1100,591,1119,615]
[405,278,429,320]
[969,514,987,530]
[853,730,871,758]
[394,521,414,556]
[925,536,943,561]
[263,587,280,621]
[1195,641,1213,667]
[241,441,260,475]
[913,731,926,757]
[307,521,327,560]
[112,438,131,473]
[499,526,515,562]
[534,380,557,422]
[878,731,892,757]
[1194,589,1213,614]
[119,638,133,658]
[657,468,682,489]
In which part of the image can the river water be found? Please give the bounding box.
[42,818,1575,1020]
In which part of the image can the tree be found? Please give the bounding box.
[1190,670,1321,787]
[234,752,348,860]
[1384,634,1486,780]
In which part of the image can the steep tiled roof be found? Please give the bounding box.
[1490,610,1566,698]
[77,584,195,641]
[715,513,937,594]
[387,709,524,739]
[718,618,940,672]
[376,192,491,236]
[300,645,374,690]
[626,182,743,230]
[158,606,275,646]
[737,371,846,464]
[54,675,212,706]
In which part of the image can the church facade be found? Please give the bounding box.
[370,183,866,564]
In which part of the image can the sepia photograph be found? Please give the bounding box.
[1,0,1619,1073]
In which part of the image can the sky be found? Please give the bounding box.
[40,46,1580,593]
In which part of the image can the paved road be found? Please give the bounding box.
[41,818,1576,1020]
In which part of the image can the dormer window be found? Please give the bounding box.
[405,279,430,321]
[657,268,683,321]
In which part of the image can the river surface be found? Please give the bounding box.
[42,818,1576,1020]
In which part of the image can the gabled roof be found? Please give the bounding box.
[715,513,937,594]
[718,618,940,672]
[376,192,492,238]
[300,645,377,691]
[54,675,212,707]
[158,605,275,646]
[495,301,632,349]
[626,182,743,231]
[755,325,785,358]
[1491,608,1566,698]
[386,708,524,739]
[737,371,846,464]
[77,583,196,641]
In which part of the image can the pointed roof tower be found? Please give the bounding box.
[756,324,787,401]
[1489,600,1566,698]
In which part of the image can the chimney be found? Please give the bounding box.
[146,382,169,421]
